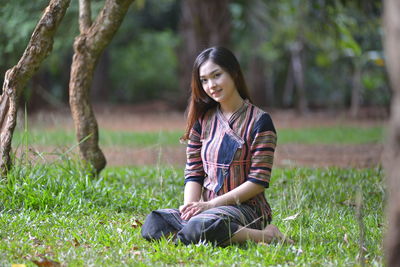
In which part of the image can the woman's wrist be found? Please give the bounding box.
[207,199,218,209]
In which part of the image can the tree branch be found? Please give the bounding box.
[79,0,92,33]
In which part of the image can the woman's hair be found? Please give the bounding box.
[182,46,252,141]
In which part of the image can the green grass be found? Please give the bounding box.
[277,126,384,144]
[12,125,385,147]
[0,157,385,266]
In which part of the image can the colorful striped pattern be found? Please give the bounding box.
[184,100,277,222]
[153,204,265,245]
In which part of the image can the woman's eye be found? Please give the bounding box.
[214,73,221,78]
[201,79,207,84]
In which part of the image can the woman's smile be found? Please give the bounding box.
[210,88,223,97]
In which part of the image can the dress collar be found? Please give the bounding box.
[217,99,249,125]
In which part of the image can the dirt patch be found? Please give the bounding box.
[100,144,383,168]
[22,105,386,168]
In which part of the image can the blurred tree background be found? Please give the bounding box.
[0,0,387,115]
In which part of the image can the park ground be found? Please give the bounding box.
[1,103,386,266]
[21,102,387,169]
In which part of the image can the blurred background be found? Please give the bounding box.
[0,0,387,115]
[0,0,387,168]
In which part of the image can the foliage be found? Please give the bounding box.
[231,0,386,108]
[0,160,384,265]
[0,0,387,109]
[110,30,179,103]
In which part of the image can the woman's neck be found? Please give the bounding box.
[220,93,244,119]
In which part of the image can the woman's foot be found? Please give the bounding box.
[263,224,294,244]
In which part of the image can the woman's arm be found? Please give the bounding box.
[183,181,202,204]
[208,181,264,206]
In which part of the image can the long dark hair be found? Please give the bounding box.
[182,46,252,141]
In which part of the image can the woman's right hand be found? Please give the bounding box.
[179,201,213,221]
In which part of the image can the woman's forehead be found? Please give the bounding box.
[199,60,222,77]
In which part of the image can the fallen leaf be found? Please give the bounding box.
[32,257,61,267]
[131,219,143,228]
[72,238,80,247]
[283,212,300,221]
[12,264,27,267]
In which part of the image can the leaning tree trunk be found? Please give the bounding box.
[383,0,400,266]
[69,0,134,173]
[177,0,231,109]
[0,0,71,176]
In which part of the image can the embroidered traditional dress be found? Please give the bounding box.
[142,100,277,245]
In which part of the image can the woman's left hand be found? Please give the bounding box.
[179,201,214,221]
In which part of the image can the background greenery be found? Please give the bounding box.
[0,0,387,111]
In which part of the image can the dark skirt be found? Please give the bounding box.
[141,204,267,246]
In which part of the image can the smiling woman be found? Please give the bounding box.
[141,47,292,246]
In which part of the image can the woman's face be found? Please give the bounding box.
[199,60,237,104]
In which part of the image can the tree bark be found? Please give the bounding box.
[290,41,308,114]
[383,0,400,266]
[177,0,231,109]
[0,0,71,175]
[350,61,362,118]
[69,0,134,173]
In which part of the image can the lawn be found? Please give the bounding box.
[1,124,385,266]
[0,157,384,266]
[12,125,384,147]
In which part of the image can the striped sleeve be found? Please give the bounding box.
[184,120,205,185]
[247,113,277,188]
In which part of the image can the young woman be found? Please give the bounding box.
[141,47,291,246]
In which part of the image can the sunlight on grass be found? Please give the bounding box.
[0,158,384,266]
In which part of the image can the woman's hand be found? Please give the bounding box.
[179,201,214,221]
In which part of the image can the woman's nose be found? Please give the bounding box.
[208,79,216,88]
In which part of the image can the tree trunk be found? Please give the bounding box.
[350,61,362,117]
[283,62,294,108]
[69,0,134,174]
[177,0,231,109]
[248,54,266,107]
[383,0,400,266]
[290,41,308,114]
[0,0,71,176]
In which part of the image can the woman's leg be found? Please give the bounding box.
[229,224,293,244]
[141,209,183,241]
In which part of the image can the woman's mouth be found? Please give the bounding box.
[211,89,222,97]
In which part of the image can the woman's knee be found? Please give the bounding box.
[141,210,178,241]
[176,216,238,245]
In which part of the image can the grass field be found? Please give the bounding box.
[0,157,384,266]
[12,125,384,147]
[0,123,385,266]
